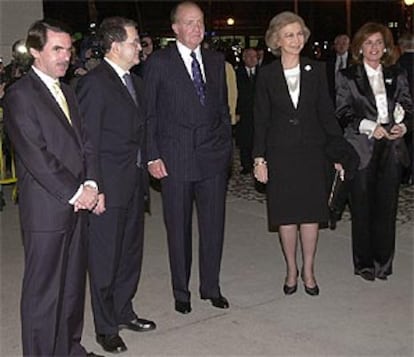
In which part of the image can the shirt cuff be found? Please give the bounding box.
[147,159,160,166]
[84,180,98,191]
[359,119,378,138]
[68,180,98,205]
[69,184,83,205]
[399,123,407,136]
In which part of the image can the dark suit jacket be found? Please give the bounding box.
[326,53,351,105]
[3,69,98,231]
[336,63,413,169]
[235,66,257,146]
[76,61,146,208]
[144,45,232,181]
[253,58,343,160]
[397,52,414,98]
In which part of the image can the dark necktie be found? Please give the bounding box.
[123,73,141,167]
[190,51,206,105]
[123,73,137,105]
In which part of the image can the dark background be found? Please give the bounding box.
[42,0,408,41]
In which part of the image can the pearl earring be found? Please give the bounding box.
[359,49,362,55]
[383,48,387,53]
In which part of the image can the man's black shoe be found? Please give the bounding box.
[96,334,127,353]
[119,318,156,332]
[87,352,105,357]
[175,300,192,314]
[202,295,230,309]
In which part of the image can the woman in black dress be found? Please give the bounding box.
[336,23,412,281]
[253,12,345,296]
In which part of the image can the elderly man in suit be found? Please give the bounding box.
[326,34,351,106]
[3,20,101,357]
[76,17,156,354]
[236,47,259,174]
[145,1,232,314]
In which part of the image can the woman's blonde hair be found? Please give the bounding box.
[351,22,396,66]
[265,11,310,56]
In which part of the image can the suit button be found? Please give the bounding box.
[289,118,299,125]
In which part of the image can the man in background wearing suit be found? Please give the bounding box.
[326,34,350,106]
[145,1,232,314]
[4,20,101,357]
[325,34,351,229]
[236,47,258,174]
[76,17,156,354]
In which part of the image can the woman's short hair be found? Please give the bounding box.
[351,22,395,66]
[265,11,311,56]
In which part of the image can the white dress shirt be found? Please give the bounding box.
[176,41,206,82]
[32,65,98,203]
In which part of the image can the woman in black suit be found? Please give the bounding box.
[253,12,346,296]
[336,23,412,281]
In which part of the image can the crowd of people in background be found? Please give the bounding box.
[0,1,412,356]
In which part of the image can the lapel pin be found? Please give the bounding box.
[385,78,393,85]
[304,65,312,71]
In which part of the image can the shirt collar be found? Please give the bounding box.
[364,61,382,76]
[32,65,59,88]
[104,57,129,80]
[176,40,201,60]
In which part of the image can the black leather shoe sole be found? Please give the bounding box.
[175,300,192,314]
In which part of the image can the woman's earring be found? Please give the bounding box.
[383,48,387,53]
[359,49,363,55]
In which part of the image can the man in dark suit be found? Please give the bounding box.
[325,34,351,229]
[236,47,258,174]
[76,17,156,354]
[398,32,414,184]
[326,34,351,106]
[145,1,232,314]
[3,20,101,357]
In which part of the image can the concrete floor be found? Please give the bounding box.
[1,184,413,357]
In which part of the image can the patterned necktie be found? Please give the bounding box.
[52,82,72,125]
[123,73,137,105]
[190,51,206,105]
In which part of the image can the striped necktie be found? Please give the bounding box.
[190,51,206,105]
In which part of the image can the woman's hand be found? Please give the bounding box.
[253,158,268,184]
[372,125,391,140]
[387,124,406,140]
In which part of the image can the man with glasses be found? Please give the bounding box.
[76,16,156,354]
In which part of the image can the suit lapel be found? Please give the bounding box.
[383,66,397,123]
[272,60,296,113]
[101,61,140,110]
[29,71,80,144]
[354,64,377,112]
[297,60,314,111]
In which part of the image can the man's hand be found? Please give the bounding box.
[74,185,98,212]
[92,193,106,215]
[148,159,168,179]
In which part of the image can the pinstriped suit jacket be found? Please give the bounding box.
[144,44,232,182]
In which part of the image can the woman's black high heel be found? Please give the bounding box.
[283,269,298,295]
[301,269,320,296]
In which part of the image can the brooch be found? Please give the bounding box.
[304,65,312,71]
